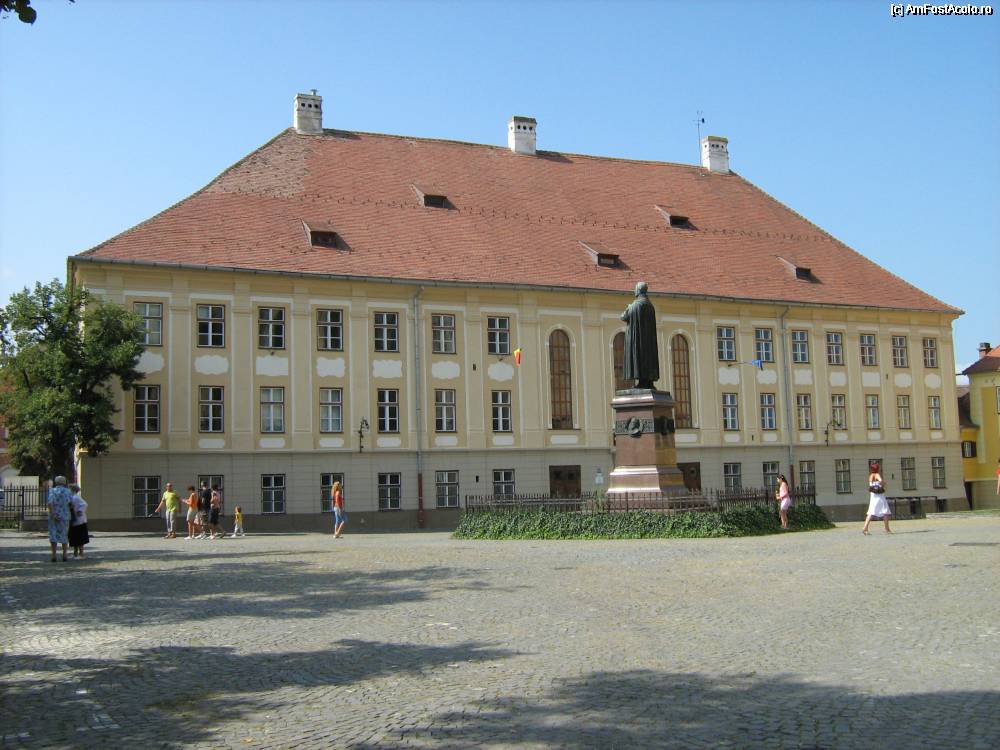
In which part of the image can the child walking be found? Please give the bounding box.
[232,506,245,537]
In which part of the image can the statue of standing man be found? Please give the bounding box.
[620,281,659,390]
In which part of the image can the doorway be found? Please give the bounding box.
[549,465,581,498]
[677,462,701,491]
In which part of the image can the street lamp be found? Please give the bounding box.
[358,418,370,453]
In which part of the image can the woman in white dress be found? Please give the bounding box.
[862,462,892,535]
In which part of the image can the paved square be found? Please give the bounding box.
[2,516,999,749]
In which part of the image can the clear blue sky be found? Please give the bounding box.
[1,0,997,372]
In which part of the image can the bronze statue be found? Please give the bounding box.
[620,281,659,389]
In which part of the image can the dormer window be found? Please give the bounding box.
[655,205,693,229]
[303,220,345,251]
[310,230,340,248]
[777,256,817,282]
[580,241,621,268]
[795,266,813,281]
[412,184,451,209]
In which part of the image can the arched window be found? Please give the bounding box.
[671,334,693,428]
[549,330,573,429]
[612,332,629,392]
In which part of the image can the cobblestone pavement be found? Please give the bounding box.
[2,516,999,749]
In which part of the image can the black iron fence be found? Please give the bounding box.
[0,485,48,527]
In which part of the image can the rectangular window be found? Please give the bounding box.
[196,304,225,348]
[891,335,909,368]
[258,307,285,349]
[896,395,911,430]
[134,302,162,346]
[759,393,776,431]
[866,394,880,430]
[931,457,946,488]
[435,470,459,508]
[132,475,160,518]
[320,472,343,513]
[487,316,510,355]
[799,460,816,490]
[835,459,851,494]
[434,389,456,432]
[374,312,399,352]
[901,457,916,491]
[134,385,160,433]
[722,393,739,431]
[261,474,285,514]
[762,461,779,493]
[717,326,736,362]
[492,390,512,432]
[260,387,285,433]
[723,462,741,491]
[928,395,942,430]
[826,331,843,365]
[791,330,810,364]
[197,475,225,510]
[432,314,456,354]
[377,389,399,433]
[922,337,938,368]
[796,393,813,430]
[378,472,401,510]
[316,309,343,351]
[199,386,224,433]
[859,333,877,366]
[961,440,977,458]
[754,328,774,363]
[493,469,515,496]
[319,388,343,433]
[831,394,847,430]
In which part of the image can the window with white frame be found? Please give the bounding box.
[196,304,225,348]
[835,459,851,493]
[492,390,512,432]
[831,393,847,429]
[432,314,456,354]
[901,457,916,491]
[198,475,225,509]
[717,326,736,362]
[320,472,343,512]
[319,388,343,433]
[928,395,942,429]
[374,312,398,352]
[260,387,285,433]
[922,337,938,368]
[378,473,401,510]
[891,335,908,368]
[722,393,739,431]
[435,389,456,432]
[796,393,813,430]
[493,469,515,496]
[791,330,809,364]
[134,302,162,346]
[760,393,776,431]
[754,328,774,363]
[199,386,224,433]
[487,316,510,355]
[762,461,779,493]
[799,460,816,490]
[859,333,877,366]
[134,385,160,433]
[896,395,911,430]
[261,474,285,514]
[435,470,459,508]
[961,441,977,458]
[865,394,880,429]
[316,309,343,351]
[931,456,946,488]
[132,475,160,517]
[826,331,843,365]
[377,389,399,433]
[723,463,741,491]
[258,307,285,349]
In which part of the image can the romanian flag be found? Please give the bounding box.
[514,348,522,366]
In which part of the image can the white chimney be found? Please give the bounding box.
[294,90,323,134]
[508,116,537,155]
[700,135,730,173]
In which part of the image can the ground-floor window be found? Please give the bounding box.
[798,460,815,490]
[132,475,160,518]
[762,461,779,493]
[901,458,916,491]
[378,473,401,510]
[723,462,741,491]
[320,473,344,512]
[262,474,285,514]
[931,457,946,489]
[835,459,851,494]
[436,470,459,508]
[493,469,515,496]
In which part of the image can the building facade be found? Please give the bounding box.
[69,92,964,529]
[960,343,1000,508]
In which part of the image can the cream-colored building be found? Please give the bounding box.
[70,92,964,529]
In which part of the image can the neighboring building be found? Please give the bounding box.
[960,342,1000,508]
[69,92,964,529]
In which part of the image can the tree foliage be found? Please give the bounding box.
[0,1,74,25]
[0,279,145,480]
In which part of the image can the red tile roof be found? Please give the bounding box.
[77,129,960,313]
[962,344,1000,375]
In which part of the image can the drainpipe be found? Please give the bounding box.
[778,307,796,486]
[413,286,426,528]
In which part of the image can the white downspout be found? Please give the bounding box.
[778,307,795,485]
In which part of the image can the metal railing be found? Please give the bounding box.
[885,496,931,519]
[0,485,49,527]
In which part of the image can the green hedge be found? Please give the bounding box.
[452,504,833,540]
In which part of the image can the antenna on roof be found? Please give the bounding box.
[695,111,705,161]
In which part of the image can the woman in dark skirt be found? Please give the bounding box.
[68,484,90,559]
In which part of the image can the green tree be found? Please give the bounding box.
[1,1,74,25]
[0,279,145,480]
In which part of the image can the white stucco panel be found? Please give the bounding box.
[757,369,778,385]
[829,371,847,387]
[899,431,913,441]
[373,359,403,379]
[867,431,881,442]
[136,350,165,374]
[550,435,579,445]
[835,432,848,442]
[434,435,458,447]
[377,436,402,448]
[675,432,698,444]
[132,437,161,450]
[931,430,943,440]
[198,438,225,450]
[763,433,778,443]
[256,355,289,377]
[894,373,912,388]
[492,435,515,446]
[924,372,942,389]
[432,361,461,380]
[319,437,344,448]
[316,357,346,378]
[259,437,286,449]
[488,362,515,382]
[195,355,229,375]
[718,366,739,385]
[793,369,813,386]
[862,372,881,388]
[799,432,814,442]
[723,433,741,443]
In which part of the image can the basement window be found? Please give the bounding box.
[580,241,621,268]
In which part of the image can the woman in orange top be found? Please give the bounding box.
[332,481,347,538]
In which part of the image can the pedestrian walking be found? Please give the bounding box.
[153,482,180,538]
[184,485,199,539]
[232,505,245,537]
[68,484,90,559]
[209,485,225,539]
[197,481,212,539]
[46,476,72,562]
[332,481,347,538]
[775,474,792,530]
[862,462,892,535]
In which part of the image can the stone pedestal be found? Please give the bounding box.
[608,389,685,495]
